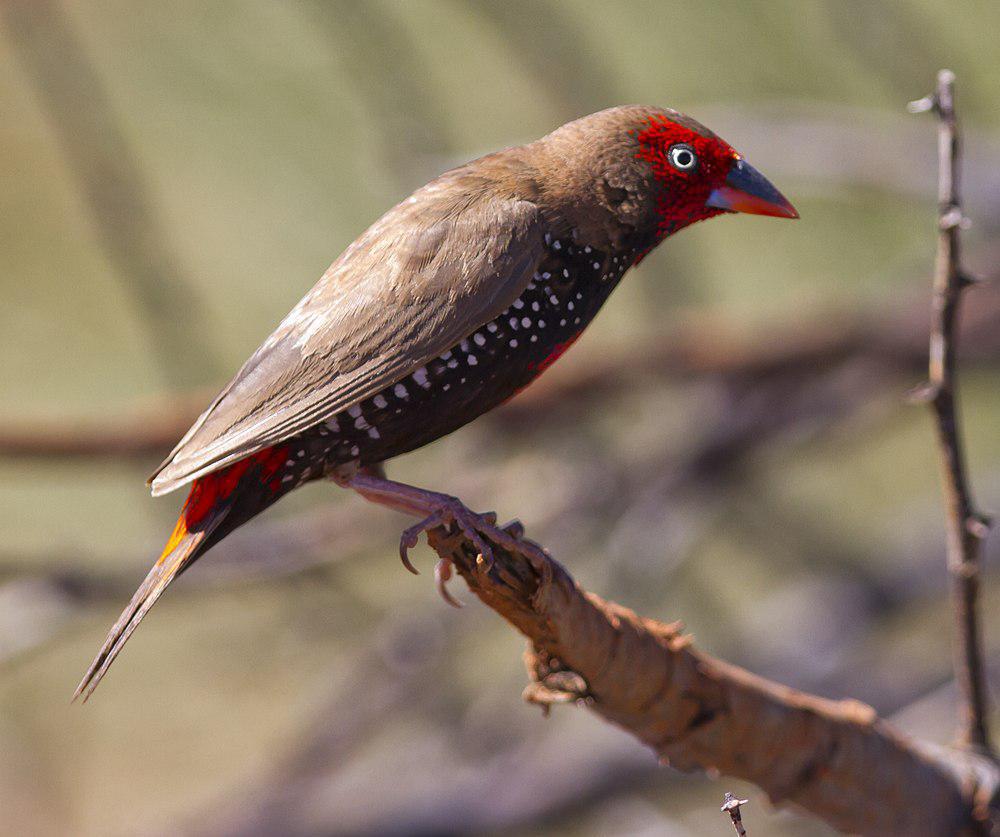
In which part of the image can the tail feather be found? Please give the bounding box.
[75,443,292,701]
[73,504,230,702]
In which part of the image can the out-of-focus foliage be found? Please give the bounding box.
[2,2,999,835]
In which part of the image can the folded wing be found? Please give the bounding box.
[150,167,544,496]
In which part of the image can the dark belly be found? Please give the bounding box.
[277,234,636,485]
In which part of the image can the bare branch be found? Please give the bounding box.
[419,520,1000,835]
[912,70,995,756]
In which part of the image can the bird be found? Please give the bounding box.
[75,104,797,699]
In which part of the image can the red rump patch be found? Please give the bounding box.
[182,445,289,530]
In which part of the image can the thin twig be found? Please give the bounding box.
[721,793,749,836]
[910,70,995,756]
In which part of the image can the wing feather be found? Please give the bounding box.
[149,168,544,495]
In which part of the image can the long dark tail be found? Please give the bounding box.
[74,445,290,701]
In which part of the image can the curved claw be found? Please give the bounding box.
[386,489,541,590]
[399,511,446,575]
[398,533,421,575]
[435,558,463,608]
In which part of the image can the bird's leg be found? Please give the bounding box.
[334,468,538,604]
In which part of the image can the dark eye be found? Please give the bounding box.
[668,144,697,171]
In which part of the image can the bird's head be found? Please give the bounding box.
[631,107,799,237]
[536,105,797,248]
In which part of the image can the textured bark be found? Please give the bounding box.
[426,525,999,835]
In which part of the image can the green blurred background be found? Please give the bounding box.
[2,1,999,834]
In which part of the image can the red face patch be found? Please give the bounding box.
[634,114,738,239]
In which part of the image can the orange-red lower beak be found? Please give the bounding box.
[706,158,799,219]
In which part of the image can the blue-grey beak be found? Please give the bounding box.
[706,157,798,219]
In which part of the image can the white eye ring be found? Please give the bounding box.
[668,144,697,171]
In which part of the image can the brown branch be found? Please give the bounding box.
[0,389,215,459]
[910,71,995,757]
[422,521,1000,835]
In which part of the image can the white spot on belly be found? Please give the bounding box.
[467,355,478,365]
[473,332,486,347]
[373,394,388,409]
[368,427,380,439]
[348,405,362,418]
[394,383,409,399]
[413,367,430,388]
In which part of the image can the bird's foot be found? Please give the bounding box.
[399,498,531,606]
[342,471,537,606]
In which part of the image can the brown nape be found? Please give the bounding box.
[519,105,670,250]
[454,106,685,257]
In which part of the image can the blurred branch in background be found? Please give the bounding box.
[1,0,220,386]
[3,243,1000,460]
[909,71,996,758]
